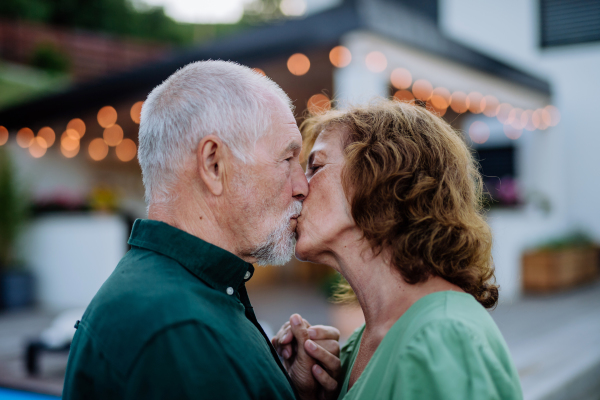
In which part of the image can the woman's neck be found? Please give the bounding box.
[331,241,463,344]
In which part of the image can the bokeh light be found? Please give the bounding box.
[16,128,34,148]
[280,0,307,16]
[130,101,143,124]
[412,79,433,101]
[61,131,79,152]
[393,90,414,102]
[29,137,47,158]
[97,106,118,128]
[544,105,561,126]
[467,92,484,114]
[252,68,266,76]
[307,94,331,115]
[426,101,447,117]
[482,95,499,117]
[0,126,8,146]
[450,91,470,114]
[37,127,55,148]
[469,121,490,144]
[431,87,451,109]
[523,110,536,131]
[67,118,86,138]
[365,51,387,73]
[504,125,523,140]
[509,108,526,130]
[287,53,310,76]
[390,68,412,90]
[89,138,109,161]
[329,46,352,68]
[496,103,513,124]
[116,138,137,162]
[104,124,124,147]
[61,142,79,158]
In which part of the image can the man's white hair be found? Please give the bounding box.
[138,60,293,204]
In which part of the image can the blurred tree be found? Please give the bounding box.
[0,0,247,44]
[0,149,29,269]
[29,42,70,73]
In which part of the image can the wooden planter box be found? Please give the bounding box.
[522,247,599,292]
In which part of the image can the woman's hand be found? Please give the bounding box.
[272,314,341,400]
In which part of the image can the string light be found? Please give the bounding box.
[390,68,412,90]
[393,90,414,102]
[97,106,117,128]
[0,126,8,146]
[450,92,469,114]
[469,121,490,144]
[29,137,47,158]
[287,53,310,76]
[116,139,137,162]
[365,51,387,73]
[307,94,331,115]
[16,128,34,148]
[89,138,109,161]
[67,118,86,138]
[37,127,55,148]
[329,46,352,68]
[130,102,144,124]
[104,124,124,147]
[412,79,433,101]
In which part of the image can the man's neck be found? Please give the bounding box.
[147,194,243,261]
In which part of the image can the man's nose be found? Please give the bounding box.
[292,162,308,201]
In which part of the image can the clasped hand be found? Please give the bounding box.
[271,314,341,400]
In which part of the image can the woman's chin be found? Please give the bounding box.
[294,235,310,262]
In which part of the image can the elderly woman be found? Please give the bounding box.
[275,100,522,399]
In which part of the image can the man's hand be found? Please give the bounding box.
[272,314,341,400]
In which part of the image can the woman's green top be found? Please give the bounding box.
[338,291,522,400]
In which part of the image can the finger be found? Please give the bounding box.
[289,314,310,361]
[304,340,341,378]
[314,339,340,358]
[312,364,338,392]
[307,325,340,341]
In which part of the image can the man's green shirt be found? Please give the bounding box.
[63,219,297,400]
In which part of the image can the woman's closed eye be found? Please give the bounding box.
[307,164,322,176]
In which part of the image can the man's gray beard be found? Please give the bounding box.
[251,201,303,266]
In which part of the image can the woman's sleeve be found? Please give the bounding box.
[393,321,522,400]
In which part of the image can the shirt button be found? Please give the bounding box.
[226,287,234,295]
[244,271,251,280]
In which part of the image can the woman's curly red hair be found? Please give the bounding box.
[301,100,498,308]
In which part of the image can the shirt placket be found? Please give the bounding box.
[238,284,300,400]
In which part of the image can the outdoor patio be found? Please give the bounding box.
[0,280,599,400]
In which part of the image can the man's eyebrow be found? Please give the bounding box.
[282,141,302,155]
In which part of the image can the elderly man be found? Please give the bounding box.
[63,61,340,400]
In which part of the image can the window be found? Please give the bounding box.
[541,0,600,47]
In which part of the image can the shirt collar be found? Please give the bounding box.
[127,219,254,294]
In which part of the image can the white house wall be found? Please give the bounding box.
[441,0,600,240]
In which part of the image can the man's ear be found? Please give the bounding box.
[197,135,226,196]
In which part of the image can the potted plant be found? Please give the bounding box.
[522,231,599,293]
[0,148,33,310]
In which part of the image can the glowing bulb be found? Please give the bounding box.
[287,53,310,76]
[116,139,137,162]
[469,121,490,144]
[412,80,433,101]
[307,94,331,115]
[365,51,387,73]
[329,46,352,68]
[130,102,144,124]
[390,68,412,90]
[97,106,118,128]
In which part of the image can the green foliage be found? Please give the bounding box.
[29,42,70,73]
[536,231,596,251]
[0,149,29,268]
[0,0,246,45]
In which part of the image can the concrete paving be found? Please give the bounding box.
[0,281,599,399]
